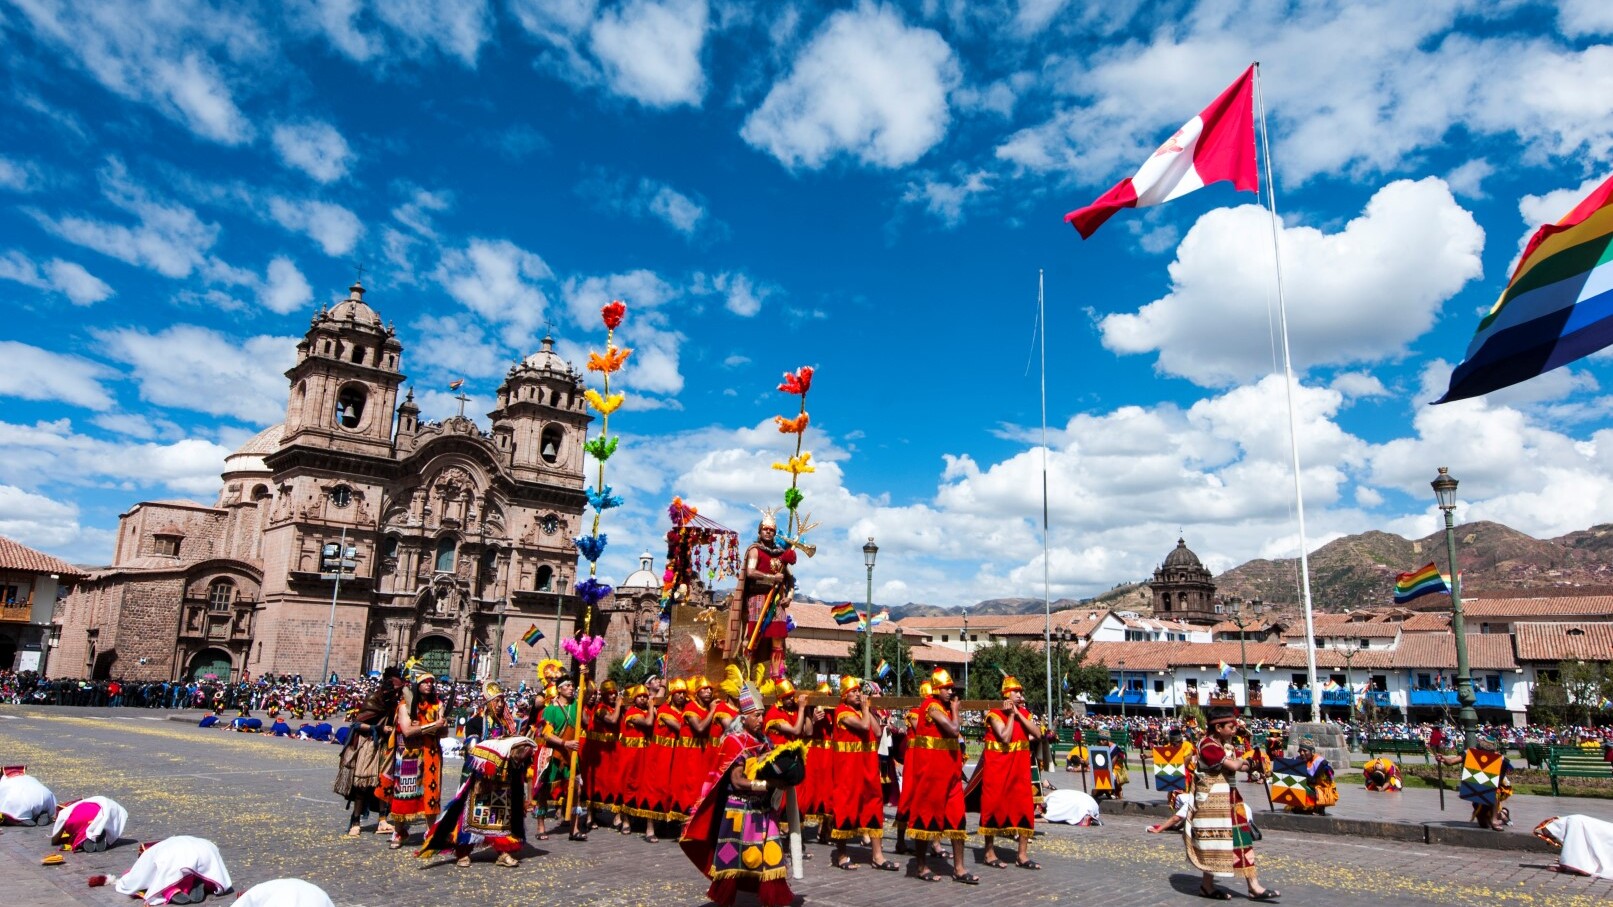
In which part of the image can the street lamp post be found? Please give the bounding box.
[1433,467,1479,749]
[1230,598,1264,719]
[1334,642,1359,724]
[862,537,878,686]
[1055,627,1070,719]
[491,598,509,682]
[961,609,971,697]
[1118,658,1128,726]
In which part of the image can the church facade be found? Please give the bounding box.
[54,281,594,682]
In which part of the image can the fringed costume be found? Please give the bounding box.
[418,737,533,862]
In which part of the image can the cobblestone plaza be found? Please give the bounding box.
[3,707,1610,907]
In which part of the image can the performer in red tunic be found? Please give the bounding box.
[763,680,809,747]
[618,685,653,834]
[977,675,1041,870]
[893,681,929,855]
[829,675,898,871]
[799,685,836,842]
[905,669,976,883]
[644,681,685,835]
[587,680,622,823]
[673,677,715,817]
[705,676,740,772]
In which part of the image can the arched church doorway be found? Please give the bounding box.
[188,648,233,681]
[415,635,454,678]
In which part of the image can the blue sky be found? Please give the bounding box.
[4,1,1613,609]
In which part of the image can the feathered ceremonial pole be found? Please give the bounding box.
[566,299,631,826]
[745,367,820,660]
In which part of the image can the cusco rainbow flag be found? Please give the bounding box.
[830,602,860,625]
[1393,562,1449,604]
[1438,172,1613,403]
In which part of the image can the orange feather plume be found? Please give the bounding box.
[774,412,809,434]
[587,346,633,373]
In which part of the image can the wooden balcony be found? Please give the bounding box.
[0,603,32,622]
[1208,693,1237,708]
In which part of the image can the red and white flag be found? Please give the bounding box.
[1066,65,1258,239]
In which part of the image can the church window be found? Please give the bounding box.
[382,536,399,560]
[207,580,235,611]
[329,485,352,508]
[434,537,456,572]
[153,535,180,557]
[336,385,367,429]
[479,549,498,584]
[351,345,366,364]
[536,565,553,591]
[540,425,563,464]
[251,484,271,502]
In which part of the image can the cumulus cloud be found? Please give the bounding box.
[0,251,114,305]
[8,0,263,144]
[1519,173,1608,228]
[576,170,715,238]
[33,163,219,278]
[259,256,313,314]
[741,3,960,169]
[0,419,231,499]
[271,120,355,182]
[1098,178,1485,387]
[511,0,709,107]
[267,196,364,256]
[434,238,554,349]
[0,342,118,411]
[95,325,298,423]
[408,314,511,380]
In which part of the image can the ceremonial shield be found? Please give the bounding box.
[1091,746,1114,791]
[1269,755,1315,809]
[1152,747,1187,793]
[1459,750,1503,806]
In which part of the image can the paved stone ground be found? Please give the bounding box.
[2,706,1611,907]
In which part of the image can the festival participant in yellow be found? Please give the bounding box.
[1282,737,1337,815]
[905,669,975,883]
[1362,757,1402,792]
[1152,726,1196,810]
[977,676,1041,871]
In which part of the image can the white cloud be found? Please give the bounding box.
[1098,178,1484,387]
[1443,159,1494,199]
[0,419,231,499]
[559,270,684,396]
[0,252,114,305]
[271,120,355,183]
[259,256,313,314]
[692,271,772,317]
[0,156,41,192]
[267,196,364,256]
[34,163,219,278]
[91,412,183,440]
[647,184,707,235]
[901,168,992,226]
[392,186,452,238]
[434,239,554,348]
[0,342,118,411]
[741,3,960,169]
[8,0,263,144]
[295,0,493,67]
[1519,174,1608,228]
[1559,0,1613,37]
[589,0,709,107]
[95,325,298,423]
[408,314,510,380]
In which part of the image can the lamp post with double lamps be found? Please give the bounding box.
[1432,467,1479,749]
[895,625,904,696]
[1230,597,1264,719]
[862,537,878,686]
[961,609,971,696]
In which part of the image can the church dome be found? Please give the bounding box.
[223,423,284,475]
[1162,538,1204,569]
[620,551,659,589]
[327,282,382,328]
[522,334,568,373]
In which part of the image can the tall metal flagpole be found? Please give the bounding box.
[1254,62,1320,720]
[1039,271,1054,720]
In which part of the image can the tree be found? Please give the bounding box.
[1528,679,1567,727]
[836,632,916,692]
[1559,660,1613,726]
[607,655,653,688]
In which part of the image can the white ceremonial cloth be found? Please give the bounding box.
[115,835,233,905]
[235,878,336,907]
[52,795,128,844]
[1042,788,1101,825]
[0,773,56,822]
[1547,814,1613,880]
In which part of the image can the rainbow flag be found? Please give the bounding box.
[1438,172,1613,402]
[1393,562,1449,603]
[521,624,544,647]
[621,651,638,671]
[830,602,860,625]
[868,609,890,627]
[875,659,891,679]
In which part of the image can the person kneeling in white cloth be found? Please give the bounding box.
[53,796,129,852]
[234,878,335,907]
[0,772,56,825]
[1041,788,1101,826]
[112,836,233,905]
[1535,815,1613,880]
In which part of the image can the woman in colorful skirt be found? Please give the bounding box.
[383,674,447,848]
[418,736,536,868]
[679,681,793,907]
[1185,706,1278,900]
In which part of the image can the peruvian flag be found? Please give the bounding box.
[1066,65,1258,239]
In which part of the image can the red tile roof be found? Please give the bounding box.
[790,602,899,633]
[0,536,84,578]
[893,614,1025,631]
[1513,622,1613,662]
[1456,596,1613,619]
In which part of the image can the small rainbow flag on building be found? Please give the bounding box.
[521,624,544,647]
[868,609,890,627]
[621,651,638,671]
[875,659,891,679]
[830,602,860,625]
[1393,562,1450,604]
[1438,172,1613,403]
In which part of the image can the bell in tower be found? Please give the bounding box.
[487,333,591,487]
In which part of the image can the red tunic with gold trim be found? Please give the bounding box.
[763,705,797,747]
[798,711,834,825]
[978,707,1035,837]
[705,700,739,773]
[642,703,683,820]
[618,706,650,817]
[829,703,883,840]
[671,701,709,816]
[904,697,968,842]
[586,703,620,811]
[895,705,920,825]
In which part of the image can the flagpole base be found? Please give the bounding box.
[1289,722,1349,769]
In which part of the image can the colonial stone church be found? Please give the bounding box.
[55,281,597,682]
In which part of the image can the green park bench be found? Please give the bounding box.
[1365,737,1431,764]
[1547,744,1613,797]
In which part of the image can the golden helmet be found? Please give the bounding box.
[930,668,955,690]
[838,675,861,696]
[918,681,933,698]
[599,679,618,694]
[693,675,712,691]
[776,678,797,697]
[628,684,648,699]
[816,682,833,694]
[668,677,689,694]
[1001,675,1024,695]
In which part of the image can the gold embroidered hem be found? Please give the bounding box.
[978,825,1034,837]
[908,828,969,842]
[829,825,882,841]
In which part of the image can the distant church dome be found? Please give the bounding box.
[327,281,383,328]
[620,552,658,590]
[223,423,284,474]
[1162,538,1204,569]
[522,334,568,373]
